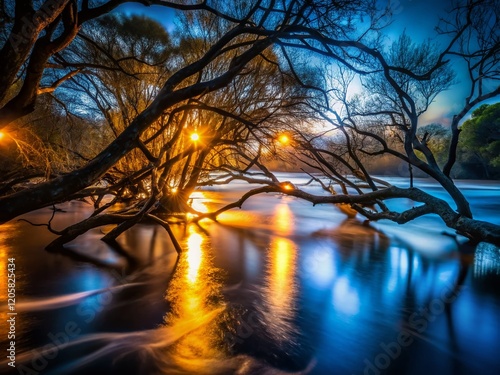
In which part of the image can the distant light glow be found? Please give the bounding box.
[278,134,290,145]
[190,132,200,142]
[0,132,4,140]
[171,187,178,194]
[283,184,293,191]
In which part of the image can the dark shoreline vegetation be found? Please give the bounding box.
[0,1,499,374]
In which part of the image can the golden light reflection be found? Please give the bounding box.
[0,131,4,140]
[186,228,203,283]
[275,203,293,236]
[161,225,227,373]
[260,203,298,342]
[189,191,209,213]
[270,238,296,305]
[262,236,298,342]
[190,132,200,142]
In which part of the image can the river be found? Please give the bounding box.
[0,174,499,375]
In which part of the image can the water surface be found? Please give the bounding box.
[1,175,499,375]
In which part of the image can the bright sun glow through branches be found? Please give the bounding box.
[278,134,290,145]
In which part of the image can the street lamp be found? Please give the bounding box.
[281,182,294,191]
[278,134,290,145]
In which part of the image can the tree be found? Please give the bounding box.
[458,103,500,178]
[192,1,500,245]
[416,123,452,168]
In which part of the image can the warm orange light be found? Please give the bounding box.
[186,229,203,284]
[171,187,178,194]
[189,192,208,213]
[282,183,293,191]
[190,133,200,142]
[0,132,4,140]
[278,134,290,145]
[262,236,298,341]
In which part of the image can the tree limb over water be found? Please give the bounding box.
[0,0,499,252]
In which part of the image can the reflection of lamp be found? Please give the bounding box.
[262,236,298,342]
[187,230,203,284]
[190,132,200,142]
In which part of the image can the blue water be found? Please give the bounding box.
[0,174,499,375]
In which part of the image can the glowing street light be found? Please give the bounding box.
[190,132,200,142]
[278,134,290,145]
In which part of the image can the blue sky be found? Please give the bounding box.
[381,0,465,124]
[378,0,499,124]
[113,0,498,126]
[384,0,447,42]
[113,3,176,32]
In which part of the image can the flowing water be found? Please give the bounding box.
[1,174,499,375]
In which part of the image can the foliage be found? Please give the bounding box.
[458,103,500,178]
[416,123,451,167]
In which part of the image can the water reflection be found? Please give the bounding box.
[332,276,360,316]
[162,224,226,373]
[262,237,298,341]
[1,178,500,375]
[275,203,293,236]
[186,227,203,283]
[474,242,500,277]
[259,201,300,349]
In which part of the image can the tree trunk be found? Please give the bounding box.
[0,1,70,118]
[0,34,275,223]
